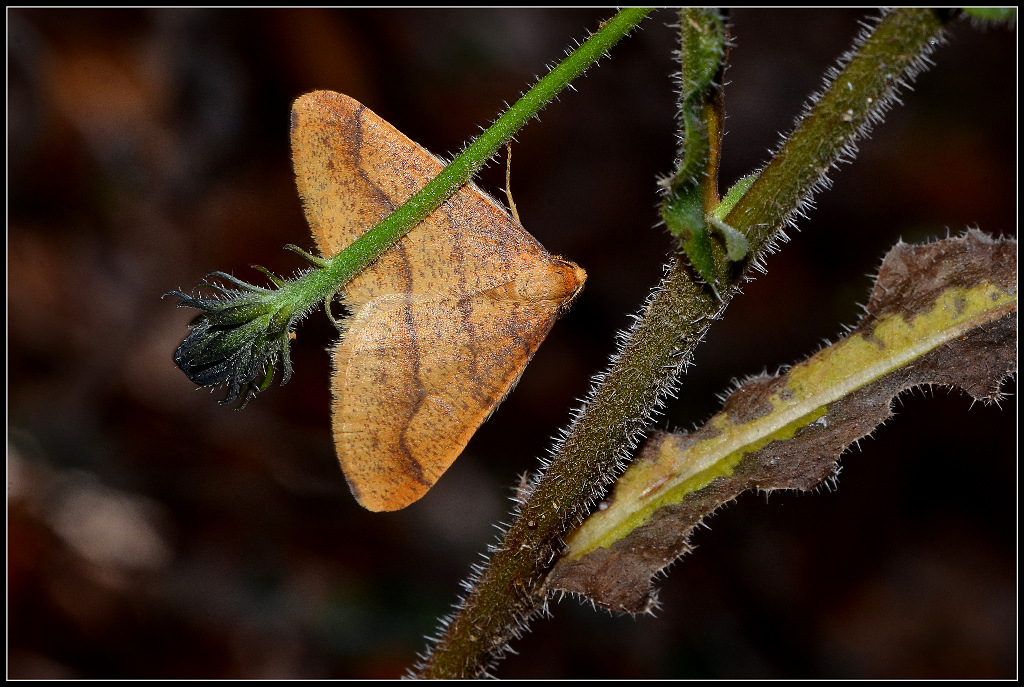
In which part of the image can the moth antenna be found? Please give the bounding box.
[504,142,521,225]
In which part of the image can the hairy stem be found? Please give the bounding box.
[418,8,949,679]
[723,9,946,250]
[660,8,730,289]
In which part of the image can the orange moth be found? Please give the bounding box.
[290,91,585,511]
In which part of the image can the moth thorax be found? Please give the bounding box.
[508,260,586,303]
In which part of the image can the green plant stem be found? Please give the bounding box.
[660,9,728,288]
[664,8,725,197]
[418,8,949,679]
[723,8,946,253]
[276,8,653,323]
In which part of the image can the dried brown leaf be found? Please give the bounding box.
[547,230,1016,614]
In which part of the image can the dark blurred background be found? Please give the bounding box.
[7,9,1016,679]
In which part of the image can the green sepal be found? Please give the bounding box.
[711,173,757,222]
[164,270,297,406]
[662,187,716,289]
[285,244,331,268]
[708,216,750,262]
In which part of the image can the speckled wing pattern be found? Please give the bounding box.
[290,91,585,511]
